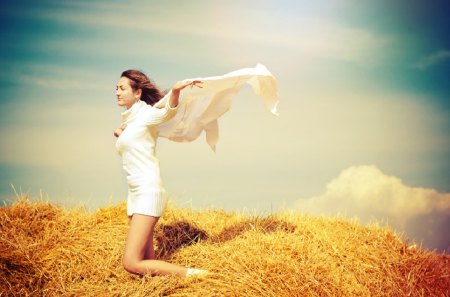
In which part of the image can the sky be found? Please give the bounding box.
[0,0,449,251]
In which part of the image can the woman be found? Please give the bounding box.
[114,69,206,277]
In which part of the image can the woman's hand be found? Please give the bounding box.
[169,80,203,108]
[172,80,203,94]
[114,127,123,138]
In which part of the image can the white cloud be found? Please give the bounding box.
[204,16,393,67]
[412,50,450,70]
[0,62,112,91]
[30,2,212,38]
[292,19,392,66]
[295,165,450,223]
[0,101,118,169]
[25,2,393,68]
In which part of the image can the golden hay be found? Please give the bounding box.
[1,197,449,297]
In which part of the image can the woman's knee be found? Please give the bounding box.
[122,257,140,274]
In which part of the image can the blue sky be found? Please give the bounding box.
[1,0,449,251]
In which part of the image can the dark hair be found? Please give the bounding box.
[120,70,164,106]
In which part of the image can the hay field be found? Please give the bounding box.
[1,198,449,296]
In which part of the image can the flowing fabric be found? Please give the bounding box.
[155,64,279,151]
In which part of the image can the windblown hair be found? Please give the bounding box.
[120,70,164,106]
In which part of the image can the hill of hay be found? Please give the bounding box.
[0,198,449,296]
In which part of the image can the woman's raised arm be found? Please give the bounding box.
[168,80,203,108]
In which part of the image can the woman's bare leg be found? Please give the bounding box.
[123,214,187,276]
[143,216,156,260]
[144,234,156,260]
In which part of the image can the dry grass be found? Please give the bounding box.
[1,197,449,297]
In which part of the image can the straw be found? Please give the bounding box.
[1,197,448,296]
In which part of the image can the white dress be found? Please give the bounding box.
[116,99,178,217]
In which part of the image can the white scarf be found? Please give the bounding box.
[155,64,279,151]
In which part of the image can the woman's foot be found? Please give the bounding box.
[185,268,209,277]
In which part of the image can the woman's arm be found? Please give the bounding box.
[169,80,203,108]
[142,80,203,126]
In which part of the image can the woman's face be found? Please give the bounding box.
[116,77,140,109]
